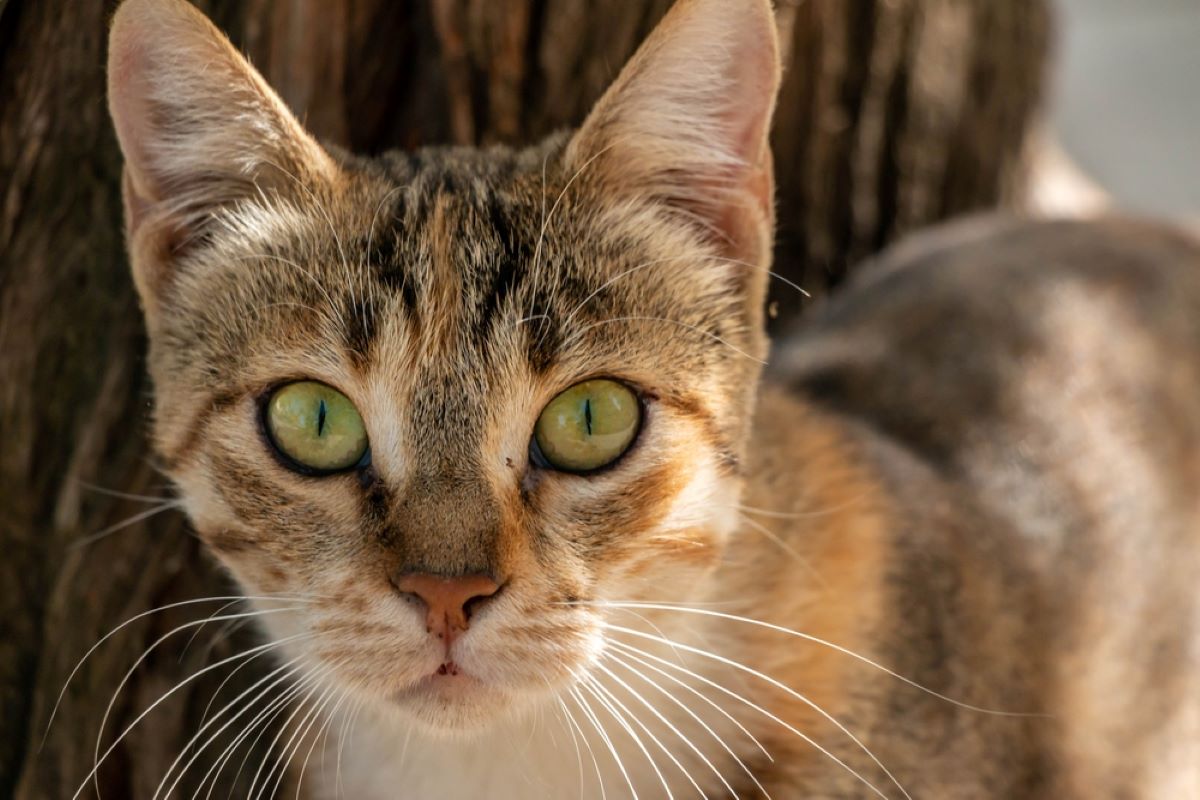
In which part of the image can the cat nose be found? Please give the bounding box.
[392,573,501,643]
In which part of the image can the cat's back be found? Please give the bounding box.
[769,216,1200,796]
[773,216,1200,546]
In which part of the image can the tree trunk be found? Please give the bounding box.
[0,0,1048,796]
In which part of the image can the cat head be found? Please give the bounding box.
[108,0,780,731]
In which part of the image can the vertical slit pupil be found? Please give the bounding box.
[317,398,327,436]
[584,397,592,435]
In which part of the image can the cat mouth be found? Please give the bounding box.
[395,661,483,699]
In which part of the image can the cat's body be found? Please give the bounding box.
[763,216,1200,797]
[103,0,1199,797]
[308,217,1200,799]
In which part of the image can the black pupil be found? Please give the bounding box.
[317,398,327,437]
[584,398,592,436]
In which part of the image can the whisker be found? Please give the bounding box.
[609,642,902,800]
[256,679,337,800]
[609,623,907,800]
[258,160,354,320]
[595,602,1041,717]
[734,500,868,520]
[196,615,256,673]
[212,666,331,799]
[581,677,674,799]
[335,695,366,800]
[554,253,811,336]
[76,481,175,504]
[734,513,828,589]
[604,649,770,799]
[153,655,307,799]
[78,625,309,800]
[571,686,639,800]
[71,500,183,548]
[531,141,619,279]
[594,661,718,799]
[250,300,343,333]
[284,683,346,800]
[45,594,317,748]
[552,695,589,800]
[244,251,350,336]
[608,644,772,763]
[565,316,766,365]
[180,599,246,663]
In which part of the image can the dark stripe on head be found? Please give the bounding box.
[521,291,562,373]
[475,192,530,339]
[367,217,419,319]
[342,295,379,368]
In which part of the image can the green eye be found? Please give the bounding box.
[265,381,368,473]
[534,379,641,472]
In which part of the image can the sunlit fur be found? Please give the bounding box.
[107,0,1200,797]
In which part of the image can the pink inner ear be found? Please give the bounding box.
[721,13,782,170]
[565,0,780,258]
[108,20,162,205]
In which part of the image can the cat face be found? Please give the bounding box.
[108,0,779,731]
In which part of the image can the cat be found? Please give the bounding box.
[105,0,1200,796]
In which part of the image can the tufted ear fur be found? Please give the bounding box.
[567,0,781,272]
[107,0,337,322]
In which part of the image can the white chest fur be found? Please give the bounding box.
[307,679,759,800]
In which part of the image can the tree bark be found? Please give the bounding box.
[0,0,1048,796]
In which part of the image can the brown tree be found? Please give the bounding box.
[0,0,1047,795]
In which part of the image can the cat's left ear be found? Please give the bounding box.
[567,0,781,273]
[107,0,338,325]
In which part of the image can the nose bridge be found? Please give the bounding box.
[388,463,504,577]
[383,364,505,576]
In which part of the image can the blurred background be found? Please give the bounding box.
[1053,0,1200,221]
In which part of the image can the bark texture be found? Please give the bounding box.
[0,0,1048,796]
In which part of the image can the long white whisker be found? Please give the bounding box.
[582,677,674,799]
[606,634,899,800]
[604,650,770,799]
[196,616,256,679]
[531,141,619,279]
[571,687,638,800]
[179,600,246,662]
[609,642,772,762]
[210,667,330,800]
[197,669,317,800]
[335,695,366,800]
[76,481,175,504]
[597,602,1039,717]
[71,500,183,548]
[291,685,349,799]
[594,661,717,799]
[44,594,317,748]
[155,655,307,799]
[552,695,588,800]
[78,621,308,800]
[254,679,334,800]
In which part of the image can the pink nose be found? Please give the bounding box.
[392,573,501,644]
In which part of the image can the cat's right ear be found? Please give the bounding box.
[107,0,336,324]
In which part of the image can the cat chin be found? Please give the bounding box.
[383,675,528,736]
